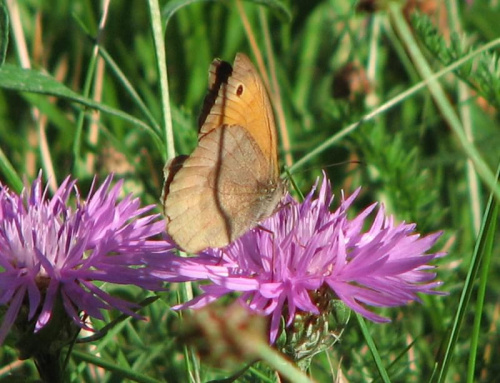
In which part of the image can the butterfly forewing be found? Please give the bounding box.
[199,54,279,179]
[163,53,284,253]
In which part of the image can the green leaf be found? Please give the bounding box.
[163,0,216,29]
[0,2,8,66]
[0,63,96,103]
[245,0,291,22]
[0,145,23,193]
[0,64,163,151]
[163,0,291,29]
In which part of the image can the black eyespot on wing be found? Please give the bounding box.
[236,84,244,96]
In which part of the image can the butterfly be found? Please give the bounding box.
[162,53,285,253]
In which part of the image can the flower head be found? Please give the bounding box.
[0,173,174,345]
[165,173,445,343]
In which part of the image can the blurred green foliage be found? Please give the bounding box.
[0,0,499,382]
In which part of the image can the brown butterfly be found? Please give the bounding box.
[162,53,285,253]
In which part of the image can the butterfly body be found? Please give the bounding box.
[163,53,284,253]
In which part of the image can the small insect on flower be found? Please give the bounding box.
[0,172,175,350]
[163,173,446,344]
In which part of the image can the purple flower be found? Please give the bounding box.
[164,173,445,343]
[0,173,174,345]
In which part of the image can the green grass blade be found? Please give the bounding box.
[0,64,163,152]
[163,0,216,29]
[0,145,23,192]
[98,47,160,134]
[0,2,8,67]
[148,0,174,161]
[71,350,162,383]
[432,163,500,383]
[289,36,500,174]
[467,206,496,383]
[163,0,291,29]
[244,0,291,22]
[356,314,391,383]
[389,3,500,202]
[69,8,102,174]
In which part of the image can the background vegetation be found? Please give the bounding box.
[0,0,499,381]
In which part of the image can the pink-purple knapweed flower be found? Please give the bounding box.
[164,173,445,343]
[0,173,174,345]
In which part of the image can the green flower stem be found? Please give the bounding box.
[147,0,174,161]
[34,350,63,383]
[253,340,314,383]
[151,5,196,376]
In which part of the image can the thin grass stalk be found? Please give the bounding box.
[148,0,174,161]
[97,48,160,133]
[467,200,497,382]
[356,313,390,383]
[259,8,293,168]
[6,0,57,189]
[446,0,482,235]
[431,162,500,382]
[290,34,500,174]
[388,3,500,202]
